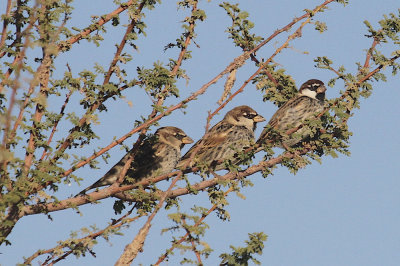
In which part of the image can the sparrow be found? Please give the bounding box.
[177,105,265,171]
[77,126,193,195]
[257,79,327,147]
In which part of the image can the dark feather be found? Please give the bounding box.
[76,127,192,195]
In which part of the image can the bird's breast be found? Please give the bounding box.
[278,98,324,131]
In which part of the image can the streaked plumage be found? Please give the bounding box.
[177,105,265,171]
[257,79,327,147]
[77,127,193,195]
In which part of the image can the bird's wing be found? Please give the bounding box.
[75,150,132,196]
[259,96,310,142]
[76,139,160,195]
[178,121,233,167]
[268,96,303,128]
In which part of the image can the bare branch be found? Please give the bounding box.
[115,173,184,264]
[363,37,379,69]
[103,2,146,85]
[0,0,12,50]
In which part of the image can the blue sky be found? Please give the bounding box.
[2,0,400,265]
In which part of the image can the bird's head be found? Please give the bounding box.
[156,126,193,150]
[299,79,326,101]
[224,105,265,131]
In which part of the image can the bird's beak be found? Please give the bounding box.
[182,136,194,144]
[253,114,266,123]
[317,85,327,94]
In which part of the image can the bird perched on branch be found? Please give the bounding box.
[257,79,327,147]
[177,105,265,172]
[77,126,193,195]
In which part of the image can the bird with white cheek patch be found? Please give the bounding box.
[257,79,327,147]
[177,105,265,172]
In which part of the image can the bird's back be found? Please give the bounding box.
[125,142,179,183]
[179,121,254,171]
[258,96,324,146]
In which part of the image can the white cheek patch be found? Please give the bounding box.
[301,88,317,99]
[238,117,254,130]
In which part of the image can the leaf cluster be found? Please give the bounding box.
[220,2,264,51]
[219,232,267,266]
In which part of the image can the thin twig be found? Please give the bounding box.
[39,90,73,161]
[358,53,400,85]
[0,0,12,50]
[211,15,315,118]
[250,54,279,86]
[1,56,24,147]
[155,186,235,265]
[363,37,379,68]
[191,238,203,265]
[22,51,52,174]
[115,172,183,265]
[182,217,203,265]
[103,2,146,85]
[24,208,141,265]
[23,1,69,174]
[1,24,35,170]
[59,0,138,50]
[249,0,335,56]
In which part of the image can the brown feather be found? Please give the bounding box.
[177,105,265,171]
[257,79,326,146]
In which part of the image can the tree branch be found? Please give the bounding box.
[58,0,139,51]
[357,53,400,85]
[155,186,234,265]
[24,208,141,265]
[103,1,146,85]
[39,90,72,161]
[0,0,12,50]
[115,173,183,264]
[363,37,379,68]
[0,4,37,91]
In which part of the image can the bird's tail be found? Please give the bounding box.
[74,172,118,197]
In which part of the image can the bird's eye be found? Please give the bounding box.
[243,113,256,119]
[312,83,320,89]
[174,133,184,140]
